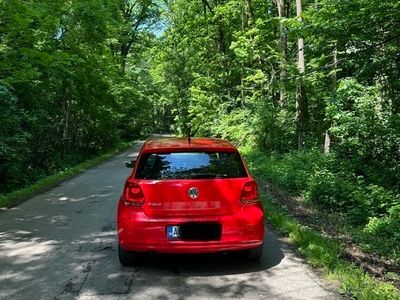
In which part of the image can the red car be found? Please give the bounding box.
[117,137,265,265]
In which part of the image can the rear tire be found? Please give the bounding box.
[118,245,139,266]
[247,243,263,261]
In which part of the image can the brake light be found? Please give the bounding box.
[123,182,145,207]
[241,181,260,204]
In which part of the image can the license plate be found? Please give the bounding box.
[167,225,181,239]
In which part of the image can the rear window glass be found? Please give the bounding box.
[135,152,247,179]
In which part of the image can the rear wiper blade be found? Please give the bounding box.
[189,173,217,179]
[189,173,229,179]
[215,174,228,178]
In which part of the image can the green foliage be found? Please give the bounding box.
[306,169,355,210]
[243,149,400,299]
[211,107,257,146]
[243,147,400,263]
[0,0,159,193]
[328,78,400,189]
[153,0,400,204]
[0,86,30,189]
[361,204,400,259]
[351,184,399,221]
[244,149,326,194]
[306,168,399,227]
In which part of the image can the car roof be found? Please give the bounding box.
[142,137,237,153]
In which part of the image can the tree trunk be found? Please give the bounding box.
[61,83,71,158]
[276,0,288,106]
[332,41,337,91]
[120,40,133,74]
[325,41,337,154]
[217,27,226,55]
[296,83,308,148]
[324,131,330,154]
[244,0,255,28]
[295,0,307,149]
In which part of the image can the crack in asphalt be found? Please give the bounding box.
[55,222,118,299]
[95,277,134,296]
[56,263,93,300]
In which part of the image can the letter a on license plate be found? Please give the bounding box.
[167,225,181,239]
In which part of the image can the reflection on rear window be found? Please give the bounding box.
[135,152,247,179]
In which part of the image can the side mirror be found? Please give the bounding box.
[125,160,136,168]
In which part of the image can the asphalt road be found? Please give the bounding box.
[0,140,342,300]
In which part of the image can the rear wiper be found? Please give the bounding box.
[189,173,217,179]
[189,173,228,179]
[215,174,228,178]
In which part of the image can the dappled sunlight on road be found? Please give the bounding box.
[0,233,58,264]
[55,191,113,203]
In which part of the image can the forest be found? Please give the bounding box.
[0,0,399,296]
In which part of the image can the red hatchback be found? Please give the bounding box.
[117,137,265,265]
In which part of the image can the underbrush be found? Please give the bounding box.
[241,147,400,261]
[241,147,400,299]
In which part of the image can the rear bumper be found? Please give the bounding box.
[117,203,265,254]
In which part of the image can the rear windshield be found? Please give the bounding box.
[135,151,247,179]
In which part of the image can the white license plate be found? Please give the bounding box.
[167,225,181,239]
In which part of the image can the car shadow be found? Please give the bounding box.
[126,225,284,277]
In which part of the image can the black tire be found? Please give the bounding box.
[118,245,139,266]
[247,243,263,261]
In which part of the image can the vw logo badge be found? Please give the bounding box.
[188,187,199,199]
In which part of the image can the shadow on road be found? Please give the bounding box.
[122,226,284,277]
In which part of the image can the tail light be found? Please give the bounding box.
[123,182,145,207]
[241,180,260,204]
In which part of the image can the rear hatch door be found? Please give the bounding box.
[134,151,249,217]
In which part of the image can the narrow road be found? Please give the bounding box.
[0,140,341,300]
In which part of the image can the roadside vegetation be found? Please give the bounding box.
[0,141,133,208]
[0,1,162,198]
[244,149,400,263]
[1,0,399,298]
[242,148,400,299]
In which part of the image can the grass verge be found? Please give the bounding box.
[242,149,400,300]
[0,141,134,209]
